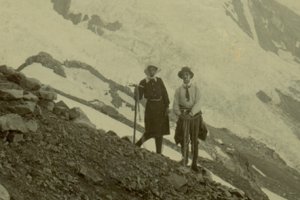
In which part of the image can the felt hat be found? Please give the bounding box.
[178,66,194,79]
[144,65,160,76]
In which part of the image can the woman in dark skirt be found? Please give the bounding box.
[135,65,170,154]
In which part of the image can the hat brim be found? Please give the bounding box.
[178,70,194,79]
[144,65,160,75]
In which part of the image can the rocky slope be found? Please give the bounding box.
[0,66,255,200]
[15,53,300,200]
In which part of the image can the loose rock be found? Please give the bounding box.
[0,89,23,100]
[165,173,187,190]
[78,165,103,185]
[0,114,28,133]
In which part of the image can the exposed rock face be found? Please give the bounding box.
[50,0,122,35]
[17,52,66,77]
[225,0,300,61]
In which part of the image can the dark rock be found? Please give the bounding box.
[107,130,118,137]
[165,173,187,190]
[78,165,103,185]
[7,132,24,144]
[10,102,37,115]
[0,114,28,133]
[38,100,55,111]
[0,65,15,76]
[101,105,119,116]
[55,100,69,109]
[69,107,81,120]
[21,77,41,91]
[0,89,24,100]
[53,106,69,117]
[231,189,245,198]
[23,92,39,102]
[121,136,131,143]
[26,120,39,133]
[19,52,66,77]
[70,108,95,129]
[6,72,26,85]
[0,82,22,90]
[256,90,272,103]
[37,90,57,101]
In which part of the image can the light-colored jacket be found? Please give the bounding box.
[173,83,201,116]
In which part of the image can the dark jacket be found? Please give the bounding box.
[138,77,170,137]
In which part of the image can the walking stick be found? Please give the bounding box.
[133,85,139,144]
[129,83,142,144]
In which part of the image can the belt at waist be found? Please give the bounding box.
[147,97,162,102]
[179,105,202,115]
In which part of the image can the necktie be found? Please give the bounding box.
[185,86,190,101]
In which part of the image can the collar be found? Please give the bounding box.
[146,76,157,83]
[182,82,192,88]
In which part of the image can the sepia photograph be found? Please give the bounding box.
[0,0,300,199]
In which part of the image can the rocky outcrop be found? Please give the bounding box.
[18,53,135,110]
[51,0,122,34]
[225,0,300,61]
[0,66,254,200]
[0,65,96,135]
[17,52,66,77]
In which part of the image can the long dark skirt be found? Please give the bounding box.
[144,100,170,138]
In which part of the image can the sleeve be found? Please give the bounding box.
[160,78,170,107]
[173,88,181,116]
[134,80,145,100]
[191,86,201,116]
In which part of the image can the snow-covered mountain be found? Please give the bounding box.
[1,0,300,199]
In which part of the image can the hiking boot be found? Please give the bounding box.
[191,164,200,172]
[179,159,188,166]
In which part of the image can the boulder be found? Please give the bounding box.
[107,130,118,137]
[39,100,55,111]
[165,173,187,190]
[0,184,10,200]
[53,106,69,119]
[37,90,57,101]
[0,114,28,133]
[78,165,103,184]
[26,120,39,133]
[69,107,80,120]
[69,107,96,129]
[0,65,15,75]
[6,72,26,85]
[10,102,36,115]
[55,100,69,109]
[20,77,41,91]
[0,82,22,90]
[0,89,24,100]
[23,92,39,102]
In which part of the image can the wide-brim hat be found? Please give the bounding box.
[144,65,161,75]
[178,66,194,79]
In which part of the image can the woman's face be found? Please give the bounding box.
[148,67,157,77]
[182,72,191,84]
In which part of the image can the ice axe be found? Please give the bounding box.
[129,83,143,144]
